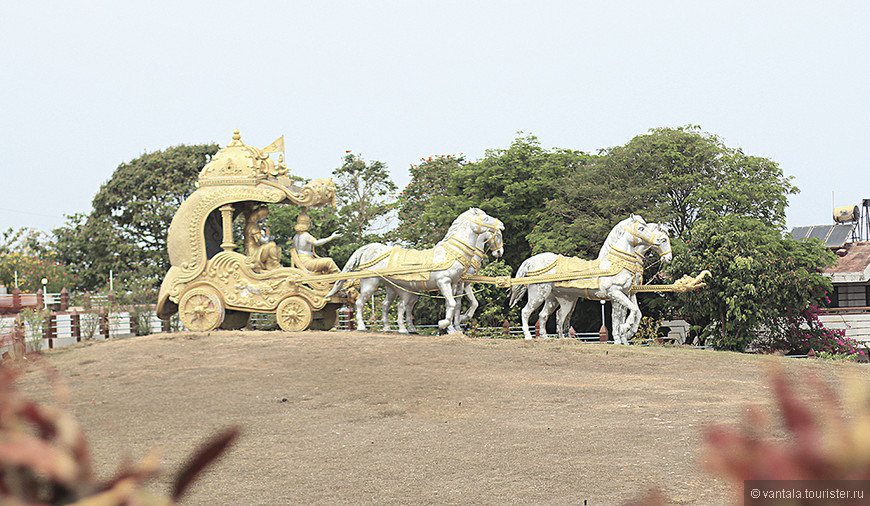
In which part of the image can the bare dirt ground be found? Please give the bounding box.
[16,330,870,505]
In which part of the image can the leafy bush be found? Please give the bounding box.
[0,251,75,293]
[667,216,836,351]
[468,260,517,328]
[18,308,49,352]
[630,316,664,344]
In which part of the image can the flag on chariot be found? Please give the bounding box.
[261,135,284,154]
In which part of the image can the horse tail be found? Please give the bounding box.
[509,259,532,307]
[326,246,366,298]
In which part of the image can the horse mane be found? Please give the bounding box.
[436,208,480,246]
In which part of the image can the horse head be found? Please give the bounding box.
[450,208,505,259]
[623,215,672,262]
[471,209,504,258]
[487,225,505,258]
[649,223,673,263]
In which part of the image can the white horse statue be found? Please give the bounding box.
[379,224,503,334]
[509,215,672,343]
[327,208,505,333]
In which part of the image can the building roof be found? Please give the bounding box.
[825,241,870,284]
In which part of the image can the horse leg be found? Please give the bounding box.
[460,284,478,323]
[355,279,378,331]
[555,296,576,339]
[382,287,396,332]
[609,290,639,344]
[521,284,550,340]
[611,302,627,344]
[452,283,464,330]
[404,293,419,334]
[396,290,411,334]
[538,296,558,339]
[626,294,642,337]
[436,277,458,333]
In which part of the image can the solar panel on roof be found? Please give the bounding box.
[790,226,812,240]
[825,223,854,248]
[808,225,834,242]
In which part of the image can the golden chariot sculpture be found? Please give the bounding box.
[156,129,348,332]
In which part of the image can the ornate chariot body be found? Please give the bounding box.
[156,130,346,332]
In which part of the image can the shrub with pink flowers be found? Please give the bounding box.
[765,303,865,357]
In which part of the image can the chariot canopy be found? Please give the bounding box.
[156,129,338,327]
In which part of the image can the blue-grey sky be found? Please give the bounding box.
[2,1,868,235]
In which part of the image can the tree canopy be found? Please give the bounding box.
[53,144,219,291]
[666,215,836,351]
[398,134,584,269]
[330,153,397,264]
[392,155,462,248]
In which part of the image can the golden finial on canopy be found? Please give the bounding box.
[232,128,241,141]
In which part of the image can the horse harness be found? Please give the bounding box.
[349,236,488,292]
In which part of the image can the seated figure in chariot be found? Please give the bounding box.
[291,210,342,274]
[244,205,283,272]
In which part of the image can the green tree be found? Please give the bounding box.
[527,126,801,330]
[666,215,836,351]
[392,155,463,247]
[435,134,584,268]
[329,153,397,265]
[53,144,219,291]
[527,150,657,260]
[615,126,722,238]
[528,126,797,253]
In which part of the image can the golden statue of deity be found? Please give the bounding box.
[243,205,282,272]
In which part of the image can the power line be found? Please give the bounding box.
[0,207,67,219]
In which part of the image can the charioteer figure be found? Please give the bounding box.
[292,209,342,274]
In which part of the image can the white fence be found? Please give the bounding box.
[0,311,170,357]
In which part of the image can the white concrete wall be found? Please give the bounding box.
[819,312,870,344]
[661,319,690,344]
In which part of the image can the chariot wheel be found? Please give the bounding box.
[220,309,251,330]
[310,304,339,331]
[179,286,225,332]
[276,296,313,332]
